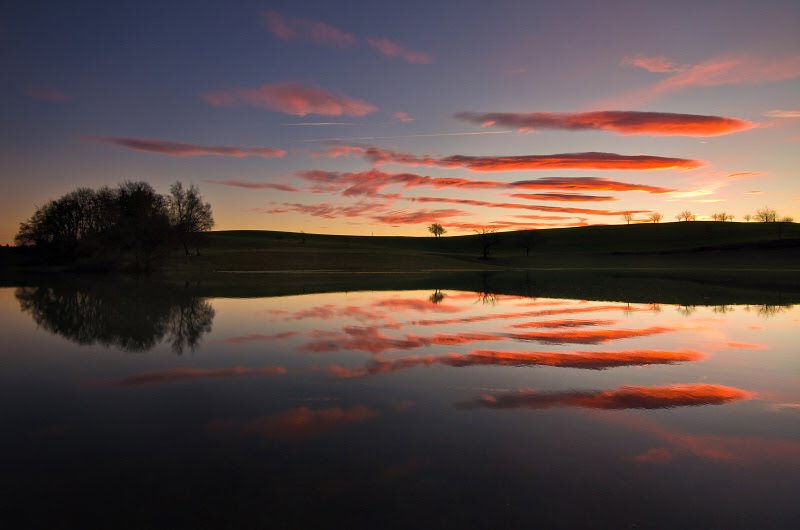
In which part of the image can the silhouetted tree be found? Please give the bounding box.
[743,214,752,222]
[622,211,634,225]
[676,210,695,222]
[476,228,498,260]
[115,181,171,271]
[648,212,662,223]
[712,212,734,222]
[517,230,536,256]
[166,182,214,256]
[755,207,777,222]
[429,290,445,304]
[428,223,446,237]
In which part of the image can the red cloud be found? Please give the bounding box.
[97,366,286,388]
[208,406,377,440]
[329,348,705,378]
[436,152,703,171]
[621,54,686,73]
[91,137,286,158]
[366,37,433,64]
[411,196,648,216]
[298,168,675,197]
[261,11,356,47]
[509,326,676,344]
[303,326,499,355]
[371,208,467,225]
[506,193,616,202]
[411,304,645,327]
[454,111,755,136]
[25,86,69,101]
[509,177,674,193]
[204,179,297,191]
[258,200,391,219]
[465,384,753,410]
[315,145,702,171]
[202,82,377,116]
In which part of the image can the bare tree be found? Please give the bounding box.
[743,214,752,222]
[755,207,777,223]
[517,230,536,256]
[428,223,446,238]
[712,212,733,222]
[475,228,498,260]
[622,211,634,225]
[648,212,662,223]
[676,210,696,222]
[166,182,214,256]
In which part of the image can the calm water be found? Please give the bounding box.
[1,280,799,529]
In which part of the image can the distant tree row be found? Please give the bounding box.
[619,207,794,224]
[16,181,213,270]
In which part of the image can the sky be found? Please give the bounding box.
[1,0,799,243]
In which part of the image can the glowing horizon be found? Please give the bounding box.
[1,1,799,244]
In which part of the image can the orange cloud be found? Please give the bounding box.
[204,179,298,191]
[366,37,433,64]
[202,82,377,116]
[97,366,286,387]
[455,111,754,136]
[509,326,676,344]
[329,348,705,378]
[465,384,754,410]
[208,406,377,440]
[411,303,643,326]
[261,11,356,47]
[91,137,286,158]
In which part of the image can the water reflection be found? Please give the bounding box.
[2,278,799,529]
[15,281,214,353]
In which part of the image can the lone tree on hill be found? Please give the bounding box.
[428,223,446,237]
[475,228,498,260]
[743,214,752,222]
[676,210,696,222]
[517,230,536,256]
[622,212,635,225]
[648,212,662,223]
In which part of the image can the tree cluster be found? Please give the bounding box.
[15,181,213,271]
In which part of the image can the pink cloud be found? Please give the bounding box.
[261,11,356,47]
[454,110,755,137]
[204,179,298,192]
[621,54,686,73]
[25,86,69,101]
[202,82,377,117]
[411,196,649,216]
[91,137,286,158]
[258,200,392,219]
[610,54,800,106]
[366,36,433,64]
[392,111,414,122]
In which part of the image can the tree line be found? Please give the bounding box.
[15,181,213,271]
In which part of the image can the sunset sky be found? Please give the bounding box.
[2,0,799,243]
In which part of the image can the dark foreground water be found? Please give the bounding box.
[1,278,798,529]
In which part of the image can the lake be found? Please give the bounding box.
[1,275,798,528]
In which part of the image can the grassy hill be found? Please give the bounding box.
[169,221,800,273]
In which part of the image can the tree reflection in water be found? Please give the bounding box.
[15,281,214,353]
